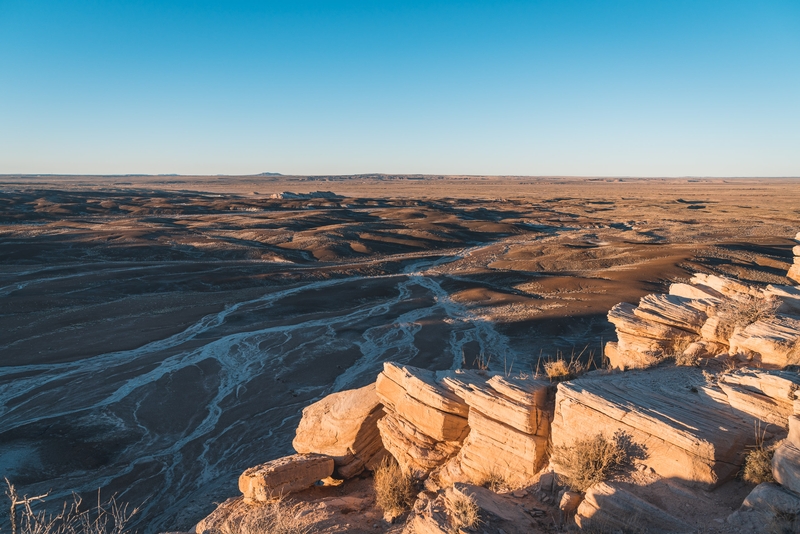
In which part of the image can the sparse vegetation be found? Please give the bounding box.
[716,295,780,338]
[550,431,643,492]
[674,351,699,367]
[542,350,590,382]
[472,351,491,371]
[741,426,775,485]
[4,479,138,534]
[238,495,314,534]
[373,456,414,521]
[480,471,511,493]
[446,489,480,533]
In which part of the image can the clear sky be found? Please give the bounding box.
[1,1,799,176]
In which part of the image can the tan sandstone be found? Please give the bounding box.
[238,453,334,501]
[552,368,756,488]
[292,383,386,478]
[575,482,692,533]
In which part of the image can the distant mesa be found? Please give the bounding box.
[256,172,283,176]
[270,191,342,200]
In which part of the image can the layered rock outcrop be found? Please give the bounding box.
[375,363,472,476]
[788,232,800,283]
[375,362,555,487]
[550,367,798,488]
[772,386,800,495]
[292,382,386,478]
[728,383,800,532]
[606,271,800,370]
[238,453,334,502]
[438,374,552,488]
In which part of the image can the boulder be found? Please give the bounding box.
[559,490,582,514]
[575,482,692,534]
[773,441,800,495]
[728,315,800,368]
[727,483,800,533]
[238,453,334,501]
[292,383,386,478]
[551,367,756,488]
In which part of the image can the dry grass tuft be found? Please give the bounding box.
[479,471,512,494]
[239,495,313,534]
[542,351,589,382]
[549,431,642,492]
[446,490,480,533]
[4,478,139,534]
[373,456,414,521]
[741,426,775,485]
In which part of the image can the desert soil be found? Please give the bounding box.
[0,174,798,532]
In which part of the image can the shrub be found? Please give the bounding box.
[446,490,480,533]
[741,430,775,485]
[373,456,414,521]
[239,496,313,534]
[543,354,588,382]
[4,478,138,534]
[549,431,641,492]
[716,295,780,338]
[480,471,509,494]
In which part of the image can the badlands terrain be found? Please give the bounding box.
[1,174,799,532]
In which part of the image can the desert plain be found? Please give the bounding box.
[1,174,798,532]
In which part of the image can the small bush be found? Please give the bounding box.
[716,295,780,338]
[373,456,414,521]
[543,355,587,382]
[550,431,641,492]
[239,496,313,534]
[480,471,511,493]
[741,429,775,485]
[446,490,480,533]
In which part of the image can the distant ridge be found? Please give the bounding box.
[255,172,283,176]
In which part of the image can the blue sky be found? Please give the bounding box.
[1,1,799,176]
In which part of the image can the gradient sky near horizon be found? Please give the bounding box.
[1,1,799,176]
